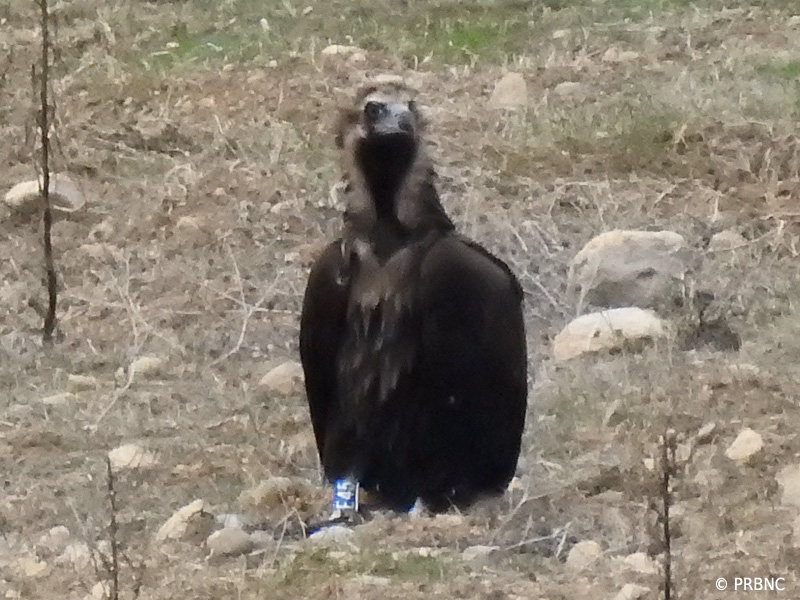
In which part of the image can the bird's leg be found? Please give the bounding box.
[330,477,360,520]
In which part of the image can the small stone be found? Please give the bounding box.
[553,81,590,98]
[176,215,203,230]
[207,527,254,557]
[15,556,50,578]
[488,73,527,109]
[4,173,87,213]
[602,48,641,63]
[708,229,746,252]
[566,540,602,571]
[724,428,763,462]
[462,545,499,565]
[57,542,92,570]
[776,465,800,507]
[37,526,70,555]
[156,499,215,543]
[108,443,159,470]
[87,582,110,600]
[609,584,650,600]
[676,442,692,464]
[568,230,689,312]
[40,393,76,406]
[129,356,165,377]
[321,44,365,56]
[66,374,98,392]
[621,552,658,574]
[553,308,667,361]
[307,525,356,548]
[696,422,716,444]
[216,513,252,530]
[258,361,304,396]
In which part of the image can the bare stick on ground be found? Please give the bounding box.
[660,429,678,600]
[37,0,58,343]
[105,457,120,600]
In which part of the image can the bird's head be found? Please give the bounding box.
[336,81,422,151]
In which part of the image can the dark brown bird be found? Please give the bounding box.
[300,81,527,515]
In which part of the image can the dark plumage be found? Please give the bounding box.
[300,81,528,512]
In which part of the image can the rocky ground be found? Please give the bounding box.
[2,0,800,598]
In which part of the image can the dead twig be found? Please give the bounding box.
[105,457,120,600]
[660,429,678,600]
[36,0,58,343]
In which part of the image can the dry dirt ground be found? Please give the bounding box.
[2,0,800,598]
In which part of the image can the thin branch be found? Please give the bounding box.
[38,0,58,343]
[105,457,120,600]
[661,429,677,600]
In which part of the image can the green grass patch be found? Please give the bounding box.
[126,0,715,72]
[276,548,451,594]
[146,25,266,68]
[758,59,800,81]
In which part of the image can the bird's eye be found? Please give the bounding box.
[364,101,384,120]
[407,100,416,112]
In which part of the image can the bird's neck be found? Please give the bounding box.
[355,136,417,220]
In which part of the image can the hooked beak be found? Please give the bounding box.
[365,101,415,137]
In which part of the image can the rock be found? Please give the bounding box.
[258,361,304,396]
[40,392,76,406]
[568,230,690,311]
[724,428,763,462]
[175,216,213,246]
[462,545,499,565]
[129,355,166,377]
[553,81,591,98]
[695,422,717,444]
[66,374,98,391]
[676,442,692,464]
[602,48,641,63]
[321,44,364,56]
[488,73,527,109]
[307,525,357,549]
[108,443,159,470]
[776,465,800,507]
[216,513,252,530]
[609,584,650,600]
[207,527,254,557]
[4,173,87,213]
[566,540,602,571]
[621,552,658,574]
[553,307,667,361]
[87,582,110,600]
[57,542,92,570]
[708,229,746,252]
[37,526,71,556]
[155,499,215,543]
[15,556,50,578]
